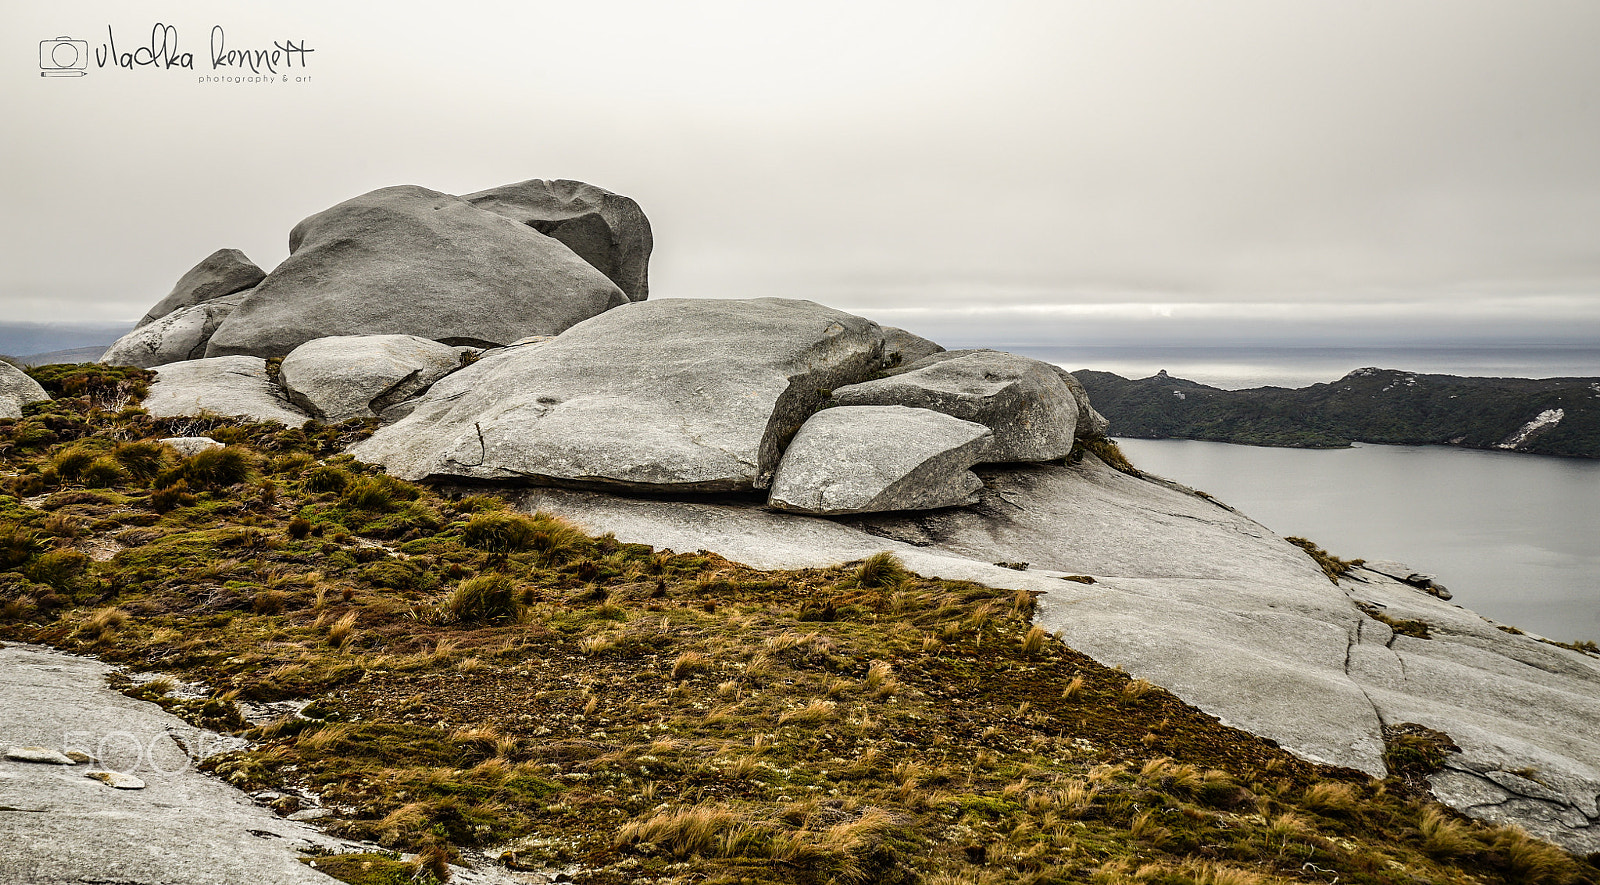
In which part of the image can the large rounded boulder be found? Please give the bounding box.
[280,335,465,422]
[0,361,49,420]
[204,186,628,359]
[464,179,653,302]
[768,405,991,514]
[102,293,250,369]
[830,349,1079,462]
[351,298,884,491]
[136,249,265,328]
[143,356,310,425]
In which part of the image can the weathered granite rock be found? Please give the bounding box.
[1359,560,1453,599]
[1053,367,1112,438]
[519,453,1600,852]
[351,298,884,491]
[0,361,49,420]
[833,349,1078,462]
[280,335,463,422]
[882,327,944,367]
[87,770,146,789]
[205,186,628,359]
[6,746,75,765]
[159,437,223,457]
[143,357,311,426]
[136,249,265,328]
[464,179,652,301]
[102,293,249,369]
[1,643,351,884]
[768,406,991,514]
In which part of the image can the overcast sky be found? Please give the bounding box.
[4,0,1599,349]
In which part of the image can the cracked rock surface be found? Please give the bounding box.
[143,356,312,426]
[0,642,348,884]
[353,298,885,491]
[522,455,1600,852]
[280,334,466,422]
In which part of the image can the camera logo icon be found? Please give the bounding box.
[40,36,89,77]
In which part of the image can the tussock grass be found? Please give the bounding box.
[1,364,1592,885]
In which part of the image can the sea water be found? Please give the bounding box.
[1115,437,1600,644]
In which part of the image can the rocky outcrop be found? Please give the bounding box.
[1053,367,1111,438]
[280,335,464,422]
[768,406,991,514]
[0,361,50,419]
[519,455,1600,853]
[136,249,265,328]
[1361,559,1452,599]
[882,326,944,367]
[102,293,249,368]
[464,179,653,302]
[143,357,310,425]
[205,186,628,359]
[833,349,1078,462]
[351,298,884,491]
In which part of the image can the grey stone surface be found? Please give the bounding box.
[464,178,653,302]
[137,248,266,328]
[206,185,628,359]
[280,334,463,422]
[102,293,249,368]
[144,357,311,426]
[515,453,1600,852]
[833,349,1078,462]
[160,436,224,457]
[6,746,76,765]
[0,643,349,884]
[1052,366,1112,438]
[352,298,884,491]
[768,406,990,514]
[881,326,944,367]
[0,361,50,420]
[87,769,146,789]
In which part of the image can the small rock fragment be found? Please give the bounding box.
[64,751,93,764]
[86,770,146,789]
[5,746,75,765]
[288,807,331,821]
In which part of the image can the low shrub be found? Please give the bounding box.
[113,441,168,479]
[305,465,352,494]
[855,552,909,588]
[440,575,521,625]
[81,457,129,488]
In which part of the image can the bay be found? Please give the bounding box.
[1114,437,1600,644]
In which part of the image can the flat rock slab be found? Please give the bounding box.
[464,178,653,302]
[0,643,350,884]
[103,293,250,369]
[144,357,311,426]
[87,769,146,789]
[0,360,50,420]
[517,455,1600,852]
[137,248,265,328]
[352,298,884,491]
[768,405,991,514]
[206,185,628,359]
[6,746,76,765]
[281,334,464,422]
[833,349,1078,462]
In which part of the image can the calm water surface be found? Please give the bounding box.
[1115,438,1600,643]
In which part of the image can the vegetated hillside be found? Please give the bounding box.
[3,365,1598,885]
[1075,368,1600,457]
